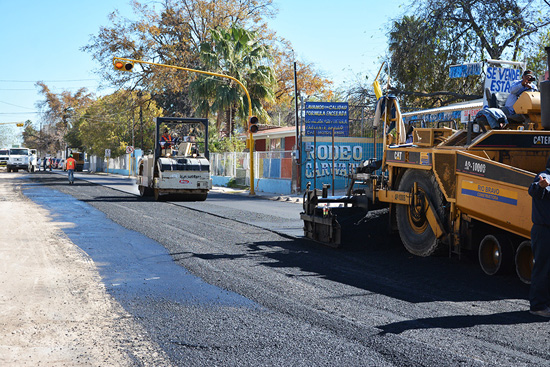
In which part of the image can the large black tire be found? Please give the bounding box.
[396,169,447,256]
[515,240,533,284]
[478,234,514,276]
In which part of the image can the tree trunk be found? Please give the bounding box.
[216,111,224,137]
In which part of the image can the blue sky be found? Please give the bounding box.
[0,0,406,134]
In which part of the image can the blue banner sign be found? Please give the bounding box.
[404,110,462,125]
[305,102,349,137]
[449,63,482,78]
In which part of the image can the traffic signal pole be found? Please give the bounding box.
[112,57,256,195]
[0,121,24,127]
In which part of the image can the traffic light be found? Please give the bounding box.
[113,59,134,72]
[248,116,259,133]
[16,123,24,127]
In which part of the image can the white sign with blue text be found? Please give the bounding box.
[484,67,522,105]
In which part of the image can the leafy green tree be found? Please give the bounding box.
[208,128,246,153]
[83,0,333,139]
[190,25,276,136]
[388,14,480,110]
[387,0,550,110]
[419,0,550,61]
[525,30,550,78]
[21,120,39,149]
[83,0,276,118]
[79,90,162,157]
[268,38,334,127]
[35,82,94,155]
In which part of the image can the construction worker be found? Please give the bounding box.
[66,154,76,184]
[160,129,173,156]
[160,129,173,146]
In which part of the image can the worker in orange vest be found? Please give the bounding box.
[160,129,173,155]
[66,154,76,184]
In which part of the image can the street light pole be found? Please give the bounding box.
[137,90,143,151]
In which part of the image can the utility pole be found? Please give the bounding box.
[294,62,301,193]
[137,90,143,150]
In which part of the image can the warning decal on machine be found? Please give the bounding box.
[460,181,518,205]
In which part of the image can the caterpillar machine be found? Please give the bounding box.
[137,117,212,201]
[301,47,550,284]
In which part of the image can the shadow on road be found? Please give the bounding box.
[376,310,545,335]
[24,172,532,328]
[232,204,529,306]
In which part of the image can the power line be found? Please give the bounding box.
[0,112,39,115]
[0,85,99,91]
[0,100,35,110]
[0,79,97,83]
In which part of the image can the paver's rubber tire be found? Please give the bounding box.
[138,185,153,197]
[478,234,514,276]
[515,240,533,284]
[396,169,447,257]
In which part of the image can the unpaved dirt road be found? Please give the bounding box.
[0,174,171,366]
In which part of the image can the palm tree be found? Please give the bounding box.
[190,25,276,136]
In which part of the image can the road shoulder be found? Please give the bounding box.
[0,174,171,366]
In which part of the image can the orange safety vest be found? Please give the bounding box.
[160,134,173,145]
[66,158,76,170]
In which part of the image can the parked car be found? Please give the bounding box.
[0,148,9,167]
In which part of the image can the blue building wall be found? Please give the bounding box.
[300,138,383,191]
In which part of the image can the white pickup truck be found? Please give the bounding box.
[7,147,37,172]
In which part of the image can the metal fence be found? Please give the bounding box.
[210,151,294,184]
